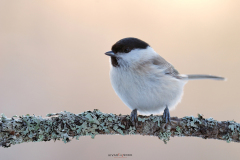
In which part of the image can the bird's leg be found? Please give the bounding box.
[163,105,171,123]
[130,109,138,126]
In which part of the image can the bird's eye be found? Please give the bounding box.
[124,48,130,53]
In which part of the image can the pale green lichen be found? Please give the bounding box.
[1,111,240,147]
[1,113,7,122]
[226,120,240,142]
[158,131,171,144]
[183,116,202,131]
[175,126,182,136]
[138,117,146,122]
[223,133,232,143]
[108,117,113,122]
[128,126,136,135]
[228,121,240,133]
[197,113,204,119]
[152,116,162,127]
[143,121,154,134]
[205,117,217,128]
[85,113,100,125]
[1,109,128,147]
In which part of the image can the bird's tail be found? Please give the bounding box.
[185,74,226,81]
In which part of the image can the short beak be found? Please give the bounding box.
[105,51,115,57]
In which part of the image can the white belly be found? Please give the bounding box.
[110,67,187,115]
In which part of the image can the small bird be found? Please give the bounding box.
[105,37,225,123]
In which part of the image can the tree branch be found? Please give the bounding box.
[0,110,239,148]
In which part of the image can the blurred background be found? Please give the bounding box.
[0,0,240,159]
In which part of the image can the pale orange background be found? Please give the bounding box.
[0,0,240,160]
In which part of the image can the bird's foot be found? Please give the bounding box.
[130,109,138,126]
[163,106,171,123]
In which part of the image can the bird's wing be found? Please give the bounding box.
[151,55,183,79]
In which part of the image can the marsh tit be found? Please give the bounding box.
[105,37,225,123]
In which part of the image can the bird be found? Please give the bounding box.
[105,37,225,123]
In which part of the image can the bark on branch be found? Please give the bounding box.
[0,110,239,148]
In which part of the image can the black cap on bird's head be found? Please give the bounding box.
[105,37,149,57]
[112,37,149,54]
[105,37,150,67]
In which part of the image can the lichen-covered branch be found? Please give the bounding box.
[1,110,240,148]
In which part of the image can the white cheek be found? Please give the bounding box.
[118,46,158,64]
